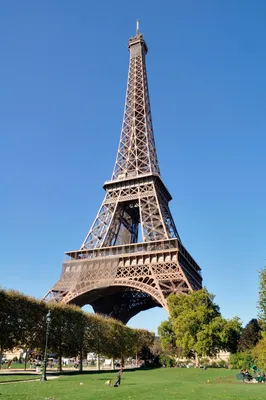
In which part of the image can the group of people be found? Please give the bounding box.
[240,367,266,382]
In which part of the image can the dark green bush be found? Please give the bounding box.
[159,354,176,368]
[228,351,253,369]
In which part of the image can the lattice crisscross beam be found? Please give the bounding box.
[80,176,180,250]
[112,34,160,180]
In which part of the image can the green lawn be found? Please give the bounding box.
[0,368,265,400]
[0,362,28,369]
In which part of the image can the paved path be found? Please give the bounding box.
[0,376,59,385]
[0,369,39,374]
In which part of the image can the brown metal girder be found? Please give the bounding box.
[61,280,167,311]
[103,174,172,203]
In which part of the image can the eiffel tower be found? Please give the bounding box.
[44,23,202,323]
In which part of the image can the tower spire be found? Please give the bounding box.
[112,27,160,181]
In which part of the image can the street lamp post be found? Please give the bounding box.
[40,310,52,381]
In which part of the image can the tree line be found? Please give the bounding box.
[158,268,266,370]
[3,267,266,371]
[0,289,154,370]
[229,269,266,370]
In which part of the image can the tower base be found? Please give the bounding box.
[44,239,202,323]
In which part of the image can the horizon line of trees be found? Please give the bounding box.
[0,288,154,370]
[158,268,266,370]
[2,267,266,372]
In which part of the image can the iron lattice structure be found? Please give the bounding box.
[44,28,202,323]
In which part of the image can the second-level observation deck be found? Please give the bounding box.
[65,238,202,277]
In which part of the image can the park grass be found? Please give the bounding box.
[0,362,28,369]
[0,368,265,400]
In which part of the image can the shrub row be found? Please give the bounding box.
[0,288,154,369]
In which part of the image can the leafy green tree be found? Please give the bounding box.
[120,325,136,360]
[238,319,261,352]
[159,353,176,368]
[158,319,178,356]
[133,329,154,357]
[258,268,266,326]
[14,295,47,370]
[0,289,45,368]
[48,303,88,371]
[252,337,266,370]
[0,290,19,368]
[60,306,88,371]
[84,314,126,368]
[167,289,220,364]
[228,351,254,369]
[220,316,242,353]
[151,337,164,357]
[160,289,241,365]
[133,329,155,366]
[102,318,129,360]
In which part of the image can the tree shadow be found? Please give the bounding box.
[56,368,141,377]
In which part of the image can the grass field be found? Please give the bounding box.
[0,368,265,400]
[0,362,27,369]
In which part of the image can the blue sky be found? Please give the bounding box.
[1,0,266,333]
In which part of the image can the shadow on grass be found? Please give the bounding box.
[0,374,40,384]
[0,367,160,383]
[55,368,146,376]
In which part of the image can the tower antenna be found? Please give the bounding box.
[136,20,140,35]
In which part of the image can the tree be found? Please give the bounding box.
[159,353,176,368]
[101,318,131,361]
[48,303,71,371]
[238,319,261,352]
[160,289,241,365]
[133,329,154,356]
[0,290,20,368]
[228,351,254,369]
[15,295,47,370]
[258,268,266,326]
[158,319,177,356]
[220,316,242,353]
[132,329,155,366]
[48,303,89,371]
[252,337,266,370]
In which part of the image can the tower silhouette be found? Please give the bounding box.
[44,25,202,323]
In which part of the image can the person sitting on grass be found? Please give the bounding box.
[243,369,253,381]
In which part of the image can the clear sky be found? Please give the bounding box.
[1,0,265,334]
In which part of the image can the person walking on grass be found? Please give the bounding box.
[114,368,123,387]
